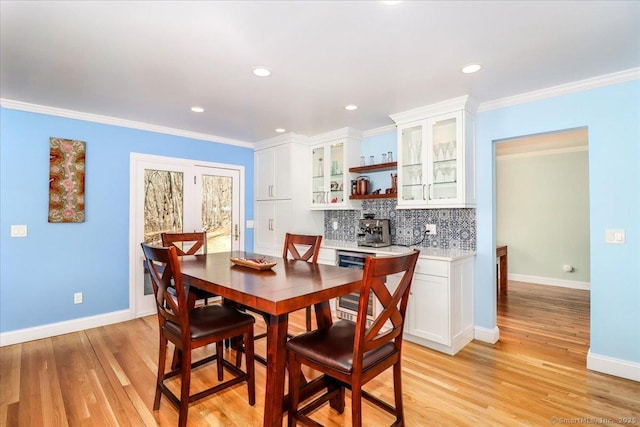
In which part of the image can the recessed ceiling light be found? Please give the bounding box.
[345,105,358,111]
[190,106,204,113]
[275,128,286,133]
[251,66,271,77]
[461,63,482,74]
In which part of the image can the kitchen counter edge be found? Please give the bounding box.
[321,240,476,262]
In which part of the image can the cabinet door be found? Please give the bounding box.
[426,111,463,204]
[254,200,291,256]
[311,141,347,208]
[255,145,291,200]
[407,273,450,345]
[397,120,428,205]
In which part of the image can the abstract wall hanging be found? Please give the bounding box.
[48,137,86,223]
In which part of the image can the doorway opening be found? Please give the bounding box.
[494,127,591,363]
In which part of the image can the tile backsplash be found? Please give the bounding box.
[323,199,476,250]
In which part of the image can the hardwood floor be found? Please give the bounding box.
[1,281,639,426]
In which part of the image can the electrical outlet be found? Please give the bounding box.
[74,292,83,304]
[424,224,437,235]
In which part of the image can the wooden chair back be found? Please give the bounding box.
[353,249,420,370]
[141,243,192,335]
[282,233,322,263]
[161,232,207,256]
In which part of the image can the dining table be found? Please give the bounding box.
[179,250,364,427]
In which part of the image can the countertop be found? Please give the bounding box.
[321,240,475,262]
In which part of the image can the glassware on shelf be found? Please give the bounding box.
[369,155,375,165]
[360,156,365,166]
[381,153,387,163]
[316,157,323,176]
[387,151,393,162]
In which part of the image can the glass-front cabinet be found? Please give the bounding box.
[309,128,361,210]
[392,96,476,209]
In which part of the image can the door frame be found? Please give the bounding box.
[129,152,245,318]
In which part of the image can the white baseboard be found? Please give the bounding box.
[509,273,590,291]
[0,309,133,347]
[587,350,640,382]
[474,325,500,344]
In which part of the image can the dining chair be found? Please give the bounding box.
[161,232,218,305]
[141,243,256,427]
[286,249,420,427]
[282,233,323,331]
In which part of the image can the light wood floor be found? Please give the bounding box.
[2,281,639,426]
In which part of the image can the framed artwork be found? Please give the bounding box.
[48,137,85,223]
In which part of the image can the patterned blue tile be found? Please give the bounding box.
[323,200,476,250]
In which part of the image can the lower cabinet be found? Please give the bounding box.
[254,200,292,256]
[402,256,474,355]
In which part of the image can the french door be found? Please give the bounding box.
[130,153,243,317]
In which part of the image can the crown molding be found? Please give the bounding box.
[363,124,396,138]
[308,127,363,145]
[0,98,254,148]
[389,95,477,125]
[478,67,640,113]
[254,132,309,150]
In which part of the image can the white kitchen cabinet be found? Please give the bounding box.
[309,128,362,210]
[254,200,292,256]
[391,96,476,209]
[255,144,292,200]
[254,134,323,256]
[401,255,475,355]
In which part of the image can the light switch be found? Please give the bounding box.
[605,229,625,244]
[10,225,27,237]
[246,220,254,228]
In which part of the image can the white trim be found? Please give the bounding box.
[0,310,133,347]
[362,124,396,138]
[509,273,590,291]
[478,67,640,113]
[496,145,588,160]
[0,98,254,148]
[474,325,500,344]
[587,350,640,382]
[254,132,309,151]
[390,95,476,124]
[307,127,363,145]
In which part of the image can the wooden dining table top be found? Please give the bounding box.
[179,250,364,315]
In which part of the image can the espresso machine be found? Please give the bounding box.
[357,218,391,247]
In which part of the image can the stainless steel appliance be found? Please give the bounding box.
[336,251,375,324]
[357,218,391,248]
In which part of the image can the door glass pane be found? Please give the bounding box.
[143,169,184,295]
[312,147,325,204]
[201,174,233,252]
[329,143,344,204]
[431,117,457,200]
[401,125,423,201]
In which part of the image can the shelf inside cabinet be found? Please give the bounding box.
[348,162,397,173]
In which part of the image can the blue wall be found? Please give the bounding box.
[0,108,255,332]
[476,80,640,363]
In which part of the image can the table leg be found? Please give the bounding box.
[263,313,289,427]
[499,251,508,296]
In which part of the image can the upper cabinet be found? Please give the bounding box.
[390,96,477,209]
[309,128,362,210]
[255,144,292,200]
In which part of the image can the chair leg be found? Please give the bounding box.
[154,335,168,410]
[393,361,404,424]
[216,341,224,381]
[244,330,256,406]
[351,381,362,427]
[305,306,312,331]
[287,353,302,427]
[178,347,192,427]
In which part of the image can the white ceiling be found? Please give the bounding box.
[1,1,639,144]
